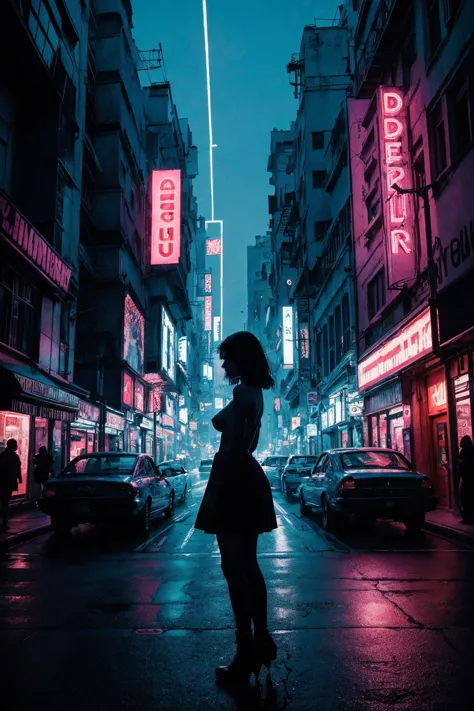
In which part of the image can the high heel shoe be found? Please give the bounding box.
[215,631,255,683]
[253,630,277,676]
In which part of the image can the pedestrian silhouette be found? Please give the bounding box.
[458,435,474,523]
[0,438,22,531]
[195,331,278,684]
[33,446,53,500]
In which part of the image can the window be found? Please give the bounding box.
[0,265,40,358]
[430,101,448,177]
[314,220,331,242]
[329,315,335,372]
[335,305,342,364]
[402,28,417,93]
[322,324,329,377]
[342,294,351,354]
[427,0,442,58]
[367,268,386,319]
[312,170,327,189]
[365,189,380,223]
[448,75,473,161]
[312,131,324,150]
[28,0,60,69]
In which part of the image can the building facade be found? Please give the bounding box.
[349,0,474,511]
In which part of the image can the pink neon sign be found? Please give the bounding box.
[378,87,415,286]
[151,169,182,265]
[204,296,212,331]
[358,308,432,391]
[206,239,221,256]
[205,273,212,293]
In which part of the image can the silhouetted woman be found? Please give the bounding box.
[458,435,474,522]
[195,331,278,683]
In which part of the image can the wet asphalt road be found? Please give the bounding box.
[1,475,474,711]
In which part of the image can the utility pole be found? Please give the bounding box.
[392,182,440,354]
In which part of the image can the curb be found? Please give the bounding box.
[424,520,474,546]
[0,523,52,552]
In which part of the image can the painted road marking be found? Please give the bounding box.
[180,525,195,549]
[154,535,168,551]
[273,500,297,530]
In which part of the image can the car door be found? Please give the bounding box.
[150,459,170,511]
[140,458,159,511]
[307,454,328,507]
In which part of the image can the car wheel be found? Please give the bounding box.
[137,500,152,536]
[165,492,175,519]
[321,495,339,532]
[404,513,425,533]
[181,485,187,504]
[283,481,291,500]
[51,516,73,536]
[300,492,311,515]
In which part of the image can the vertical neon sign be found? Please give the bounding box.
[204,296,212,331]
[378,88,415,286]
[282,306,294,369]
[151,170,182,265]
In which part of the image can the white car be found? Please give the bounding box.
[281,455,319,498]
[157,460,190,504]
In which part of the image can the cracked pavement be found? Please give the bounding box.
[1,477,474,710]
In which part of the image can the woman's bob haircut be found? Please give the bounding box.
[219,331,274,390]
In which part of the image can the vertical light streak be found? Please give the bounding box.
[202,0,215,221]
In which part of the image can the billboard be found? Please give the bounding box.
[282,306,294,369]
[124,294,144,375]
[151,169,182,265]
[135,382,144,412]
[123,372,133,407]
[378,88,416,287]
[204,296,212,331]
[161,306,176,382]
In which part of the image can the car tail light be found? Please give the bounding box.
[421,478,433,489]
[340,477,356,490]
[44,488,55,497]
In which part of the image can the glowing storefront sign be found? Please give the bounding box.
[215,397,224,410]
[300,327,309,359]
[378,87,415,286]
[282,306,294,369]
[161,306,176,382]
[204,296,212,331]
[124,294,145,375]
[358,308,432,391]
[151,169,181,265]
[274,397,281,412]
[205,273,212,293]
[213,316,221,342]
[123,373,133,407]
[206,239,221,255]
[135,382,144,412]
[189,420,198,431]
[178,407,188,425]
[178,337,187,365]
[291,416,301,430]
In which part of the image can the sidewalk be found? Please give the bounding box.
[425,508,474,544]
[0,506,51,551]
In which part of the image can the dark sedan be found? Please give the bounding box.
[38,452,175,536]
[298,448,438,533]
[281,455,319,498]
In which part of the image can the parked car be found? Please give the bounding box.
[261,455,289,488]
[199,459,213,477]
[38,452,175,536]
[157,460,189,503]
[281,455,319,498]
[298,448,438,533]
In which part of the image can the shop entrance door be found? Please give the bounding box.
[431,416,450,508]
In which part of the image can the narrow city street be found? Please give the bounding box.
[1,477,474,711]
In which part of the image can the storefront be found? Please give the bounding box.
[362,381,406,453]
[319,388,362,451]
[70,400,100,460]
[0,361,81,497]
[104,409,125,452]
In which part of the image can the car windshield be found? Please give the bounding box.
[264,457,287,466]
[200,460,212,466]
[59,455,138,477]
[341,451,411,470]
[290,457,317,467]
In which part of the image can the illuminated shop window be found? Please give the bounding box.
[0,412,30,496]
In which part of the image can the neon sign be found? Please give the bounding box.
[204,296,212,331]
[358,309,432,391]
[124,294,145,375]
[378,87,415,286]
[206,239,221,256]
[135,382,144,412]
[151,169,182,265]
[205,273,212,293]
[123,373,133,407]
[282,306,294,369]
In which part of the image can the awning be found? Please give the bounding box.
[0,361,84,422]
